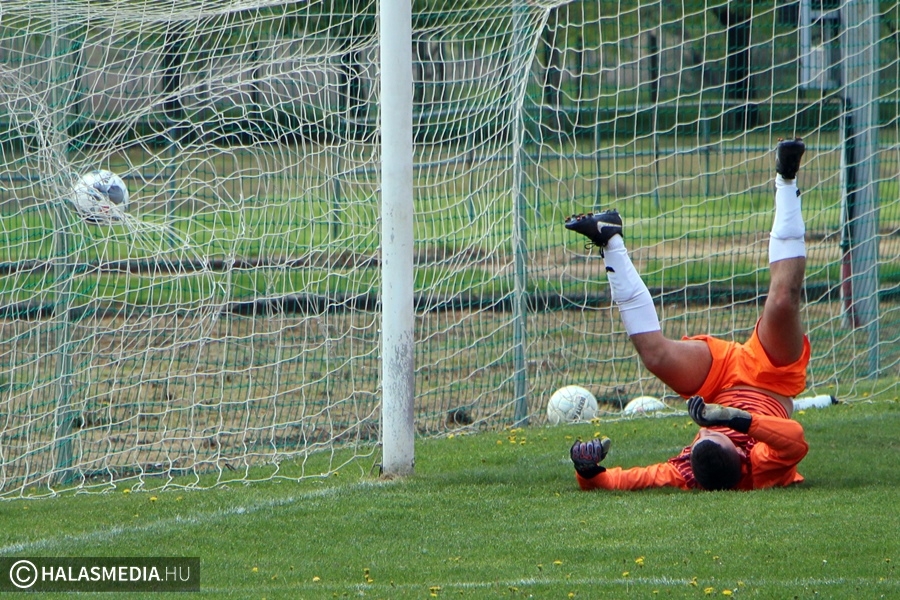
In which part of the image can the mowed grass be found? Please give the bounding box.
[1,401,898,599]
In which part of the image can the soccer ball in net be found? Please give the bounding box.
[546,385,599,425]
[70,169,130,224]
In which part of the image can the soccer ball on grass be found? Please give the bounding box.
[546,385,599,425]
[622,395,667,415]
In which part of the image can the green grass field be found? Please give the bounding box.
[2,400,898,599]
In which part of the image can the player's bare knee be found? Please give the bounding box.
[767,286,802,316]
[637,344,671,378]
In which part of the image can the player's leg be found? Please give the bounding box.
[565,211,712,395]
[629,332,712,396]
[757,138,807,367]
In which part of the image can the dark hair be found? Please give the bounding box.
[690,439,742,490]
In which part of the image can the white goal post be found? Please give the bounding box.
[380,0,415,476]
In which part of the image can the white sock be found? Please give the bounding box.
[602,236,660,336]
[769,176,806,262]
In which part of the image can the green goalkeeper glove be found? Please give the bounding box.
[687,395,752,433]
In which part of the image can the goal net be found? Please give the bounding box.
[0,0,897,496]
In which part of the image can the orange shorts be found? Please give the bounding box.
[682,322,810,400]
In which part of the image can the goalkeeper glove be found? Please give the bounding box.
[687,395,752,433]
[570,437,611,479]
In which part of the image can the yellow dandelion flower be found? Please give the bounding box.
[553,560,563,566]
[722,590,733,596]
[251,567,258,573]
[704,587,715,595]
[123,489,131,495]
[635,556,645,566]
[496,440,503,445]
[622,571,630,577]
[312,576,321,582]
[568,593,575,599]
[149,496,158,502]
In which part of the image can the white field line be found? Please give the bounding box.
[0,481,393,555]
[6,501,895,594]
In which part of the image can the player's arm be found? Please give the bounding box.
[570,439,690,491]
[687,395,807,461]
[747,414,808,462]
[576,463,690,491]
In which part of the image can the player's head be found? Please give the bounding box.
[690,430,743,490]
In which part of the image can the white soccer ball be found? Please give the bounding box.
[623,395,667,415]
[70,169,130,223]
[546,385,599,425]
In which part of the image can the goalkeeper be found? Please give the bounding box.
[564,139,810,491]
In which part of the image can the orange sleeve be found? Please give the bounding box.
[576,463,690,491]
[746,414,808,488]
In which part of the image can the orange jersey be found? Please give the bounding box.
[576,390,808,491]
[576,462,689,491]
